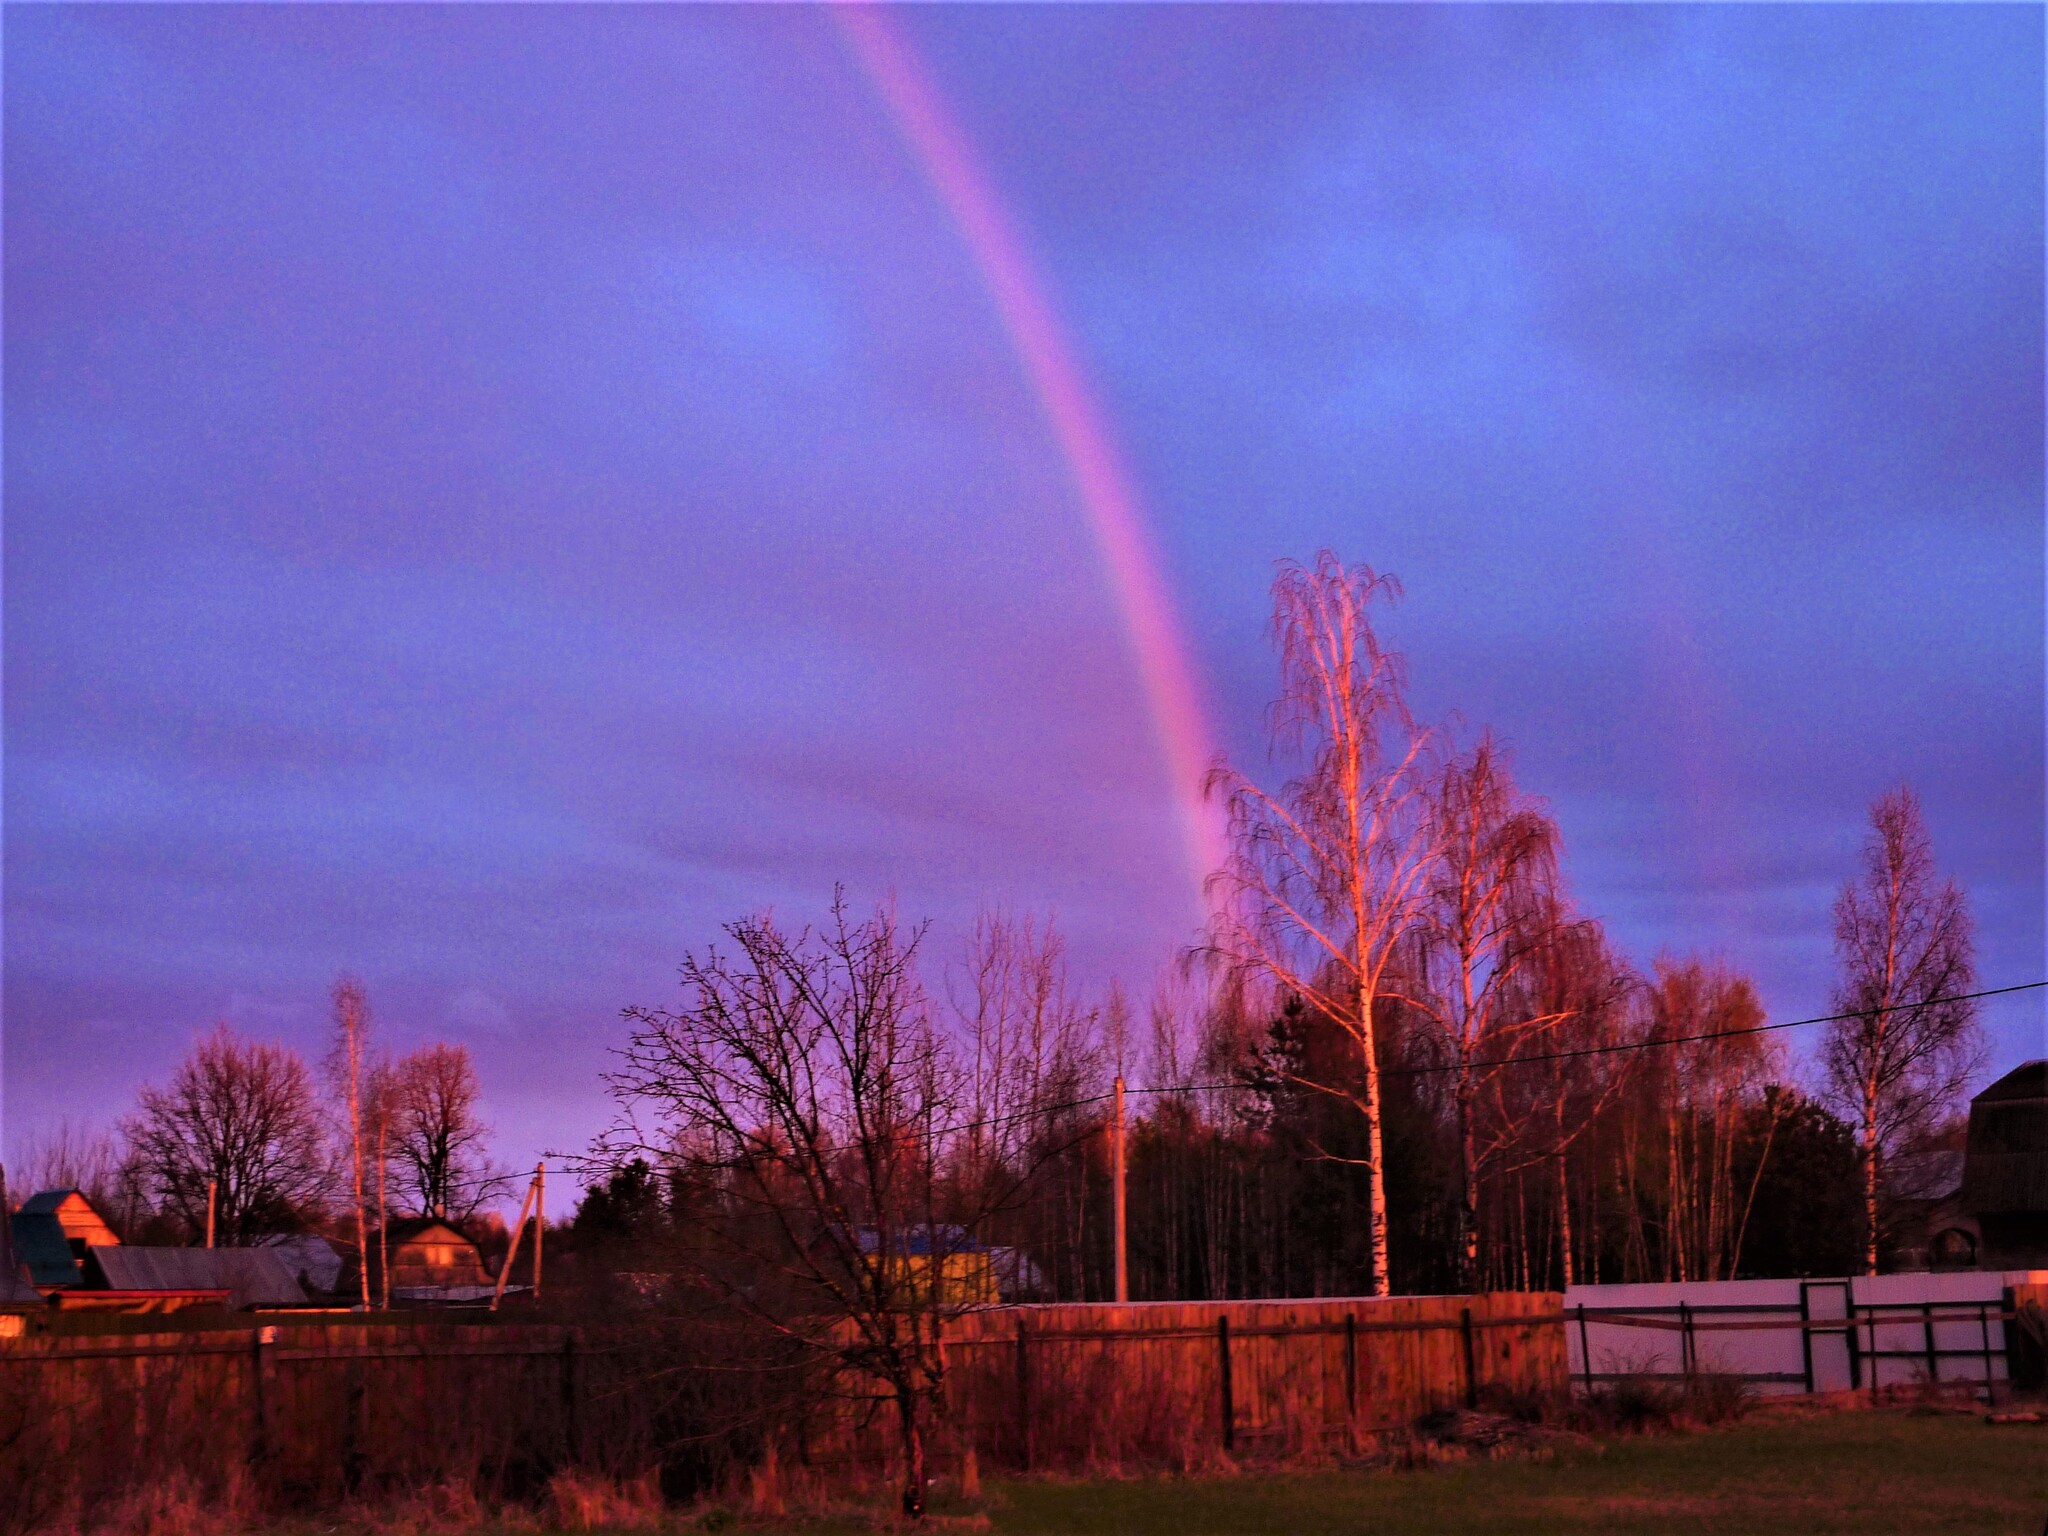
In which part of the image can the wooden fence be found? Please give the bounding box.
[826,1292,1567,1471]
[0,1319,669,1532]
[0,1294,1567,1526]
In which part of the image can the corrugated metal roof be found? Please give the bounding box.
[10,1213,82,1288]
[88,1247,307,1308]
[0,1170,44,1303]
[258,1234,345,1295]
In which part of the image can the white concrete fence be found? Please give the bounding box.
[1563,1270,2048,1398]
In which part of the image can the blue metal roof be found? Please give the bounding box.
[10,1212,82,1289]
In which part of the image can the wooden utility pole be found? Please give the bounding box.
[491,1171,538,1312]
[206,1179,217,1248]
[533,1161,544,1302]
[1112,1076,1128,1303]
[376,1113,390,1311]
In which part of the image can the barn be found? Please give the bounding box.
[1964,1059,2048,1269]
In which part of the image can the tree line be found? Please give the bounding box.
[571,552,1986,1515]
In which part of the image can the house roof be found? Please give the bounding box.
[1975,1060,2048,1105]
[257,1234,346,1295]
[0,1171,44,1304]
[379,1217,477,1247]
[10,1211,82,1288]
[88,1247,307,1309]
[854,1224,987,1257]
[17,1189,79,1217]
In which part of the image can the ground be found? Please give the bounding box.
[759,1409,2048,1536]
[256,1407,2046,1536]
[990,1412,2046,1536]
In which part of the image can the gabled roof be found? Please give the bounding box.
[379,1217,479,1248]
[1975,1060,2048,1105]
[87,1248,307,1309]
[18,1189,78,1217]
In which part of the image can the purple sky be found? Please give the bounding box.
[6,5,2042,1193]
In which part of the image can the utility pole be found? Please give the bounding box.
[491,1170,539,1313]
[533,1161,545,1302]
[1112,1076,1128,1303]
[206,1179,217,1248]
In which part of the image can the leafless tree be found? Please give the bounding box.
[122,1024,330,1242]
[1515,913,1640,1287]
[1647,958,1781,1282]
[327,976,376,1309]
[1207,552,1432,1295]
[387,1043,505,1220]
[948,912,1105,1298]
[1402,734,1571,1289]
[1821,787,1982,1273]
[595,895,1026,1520]
[10,1120,148,1234]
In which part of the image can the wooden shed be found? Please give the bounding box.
[10,1189,121,1291]
[349,1217,494,1295]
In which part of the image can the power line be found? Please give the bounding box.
[940,979,2046,1138]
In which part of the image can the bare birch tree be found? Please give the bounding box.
[327,976,375,1309]
[948,912,1104,1299]
[1402,734,1569,1289]
[1647,959,1779,1281]
[1207,552,1432,1295]
[1821,787,1981,1273]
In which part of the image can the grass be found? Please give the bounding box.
[226,1407,2048,1536]
[727,1408,2048,1536]
[965,1411,2048,1536]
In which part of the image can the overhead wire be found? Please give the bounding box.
[925,979,2047,1141]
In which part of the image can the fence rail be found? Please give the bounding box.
[1565,1275,2040,1399]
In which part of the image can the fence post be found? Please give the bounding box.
[1218,1316,1234,1452]
[1575,1305,1593,1397]
[249,1325,273,1468]
[1921,1303,1939,1387]
[1979,1304,1996,1404]
[1344,1313,1358,1422]
[1678,1302,1694,1382]
[1460,1307,1477,1409]
[1846,1295,1861,1391]
[1797,1285,1814,1394]
[1016,1319,1033,1472]
[561,1331,579,1465]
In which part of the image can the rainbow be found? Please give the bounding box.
[831,6,1228,908]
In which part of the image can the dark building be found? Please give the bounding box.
[1963,1059,2048,1270]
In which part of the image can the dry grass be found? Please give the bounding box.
[542,1472,664,1532]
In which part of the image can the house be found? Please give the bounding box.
[336,1216,502,1304]
[0,1173,42,1309]
[10,1188,121,1292]
[1963,1059,2048,1268]
[852,1226,1045,1306]
[6,1187,311,1313]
